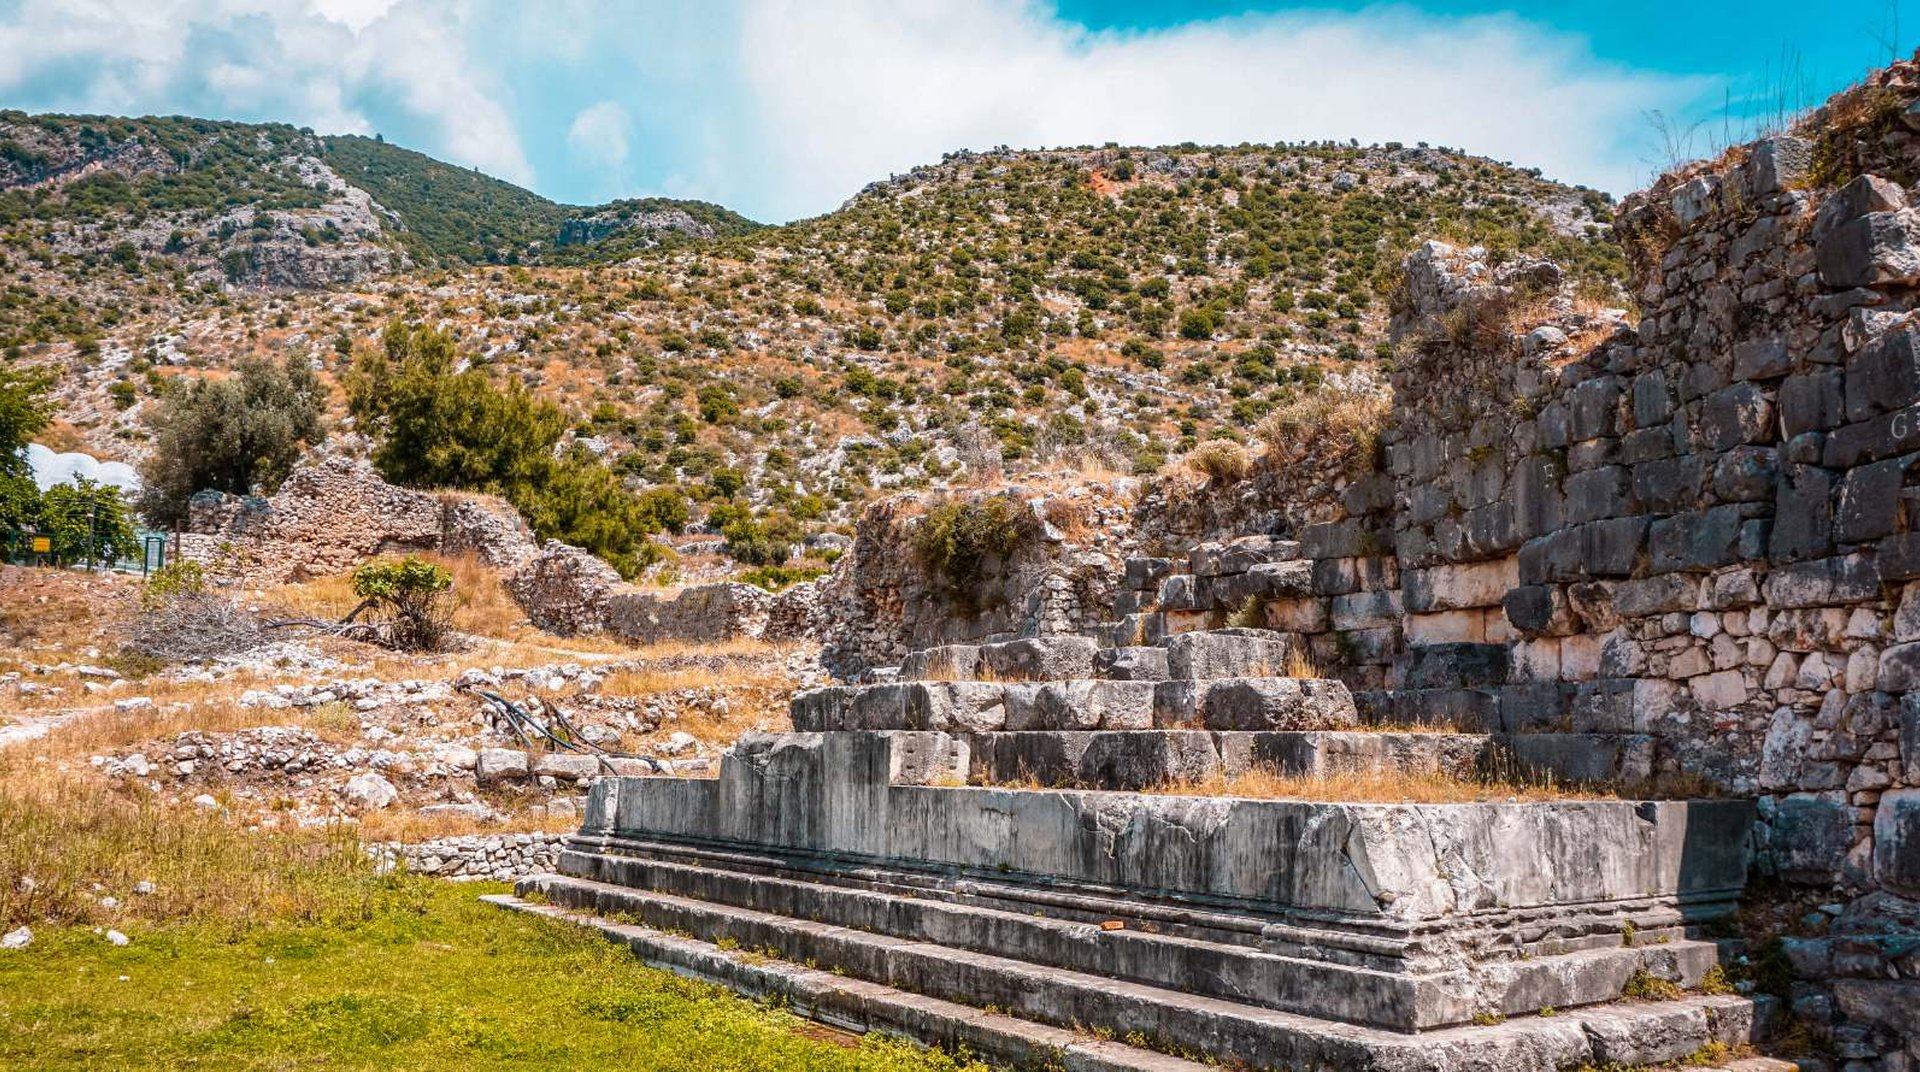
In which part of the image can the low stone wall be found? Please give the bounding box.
[506,541,821,645]
[374,832,568,882]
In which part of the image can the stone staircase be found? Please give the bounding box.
[497,536,1778,1070]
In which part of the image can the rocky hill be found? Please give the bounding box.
[4,119,1627,580]
[0,112,760,344]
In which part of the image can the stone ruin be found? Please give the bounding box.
[180,452,539,584]
[487,65,1920,1070]
[504,540,820,643]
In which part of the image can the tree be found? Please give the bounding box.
[137,355,326,527]
[0,366,53,477]
[345,320,564,492]
[40,478,139,566]
[0,366,52,535]
[347,320,671,579]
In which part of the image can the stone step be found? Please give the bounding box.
[485,894,1212,1072]
[532,845,1734,1032]
[791,675,1359,734]
[899,629,1298,684]
[961,729,1656,790]
[1357,678,1659,735]
[500,876,1767,1072]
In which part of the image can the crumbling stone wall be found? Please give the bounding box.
[506,540,820,645]
[813,484,1136,677]
[180,453,539,584]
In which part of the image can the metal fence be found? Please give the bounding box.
[2,530,169,575]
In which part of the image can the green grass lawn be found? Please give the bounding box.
[0,877,983,1071]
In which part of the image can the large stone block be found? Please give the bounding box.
[1093,646,1169,681]
[1568,375,1621,441]
[1124,557,1172,590]
[1648,505,1746,574]
[909,681,1010,732]
[1834,455,1911,544]
[1612,574,1700,617]
[1565,465,1632,524]
[1165,628,1292,680]
[1770,794,1855,884]
[1779,369,1845,437]
[1817,208,1920,288]
[1511,455,1564,538]
[1845,322,1920,422]
[1632,370,1674,428]
[1710,446,1777,503]
[1696,383,1773,451]
[1210,560,1313,606]
[1199,678,1358,731]
[1632,456,1707,514]
[1403,558,1520,613]
[1769,465,1835,563]
[1872,789,1920,897]
[1398,643,1509,689]
[1330,590,1402,630]
[977,636,1099,681]
[1763,554,1880,610]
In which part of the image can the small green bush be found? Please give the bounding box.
[351,556,454,651]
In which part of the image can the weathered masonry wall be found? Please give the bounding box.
[1106,92,1920,1060]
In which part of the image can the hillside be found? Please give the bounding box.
[0,112,764,347]
[4,124,1625,580]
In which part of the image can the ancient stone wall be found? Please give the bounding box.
[1084,79,1920,1061]
[506,540,820,645]
[180,453,539,584]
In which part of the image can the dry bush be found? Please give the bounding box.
[1183,440,1252,486]
[1257,390,1390,476]
[120,592,265,664]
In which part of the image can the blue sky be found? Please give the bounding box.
[0,1,1908,222]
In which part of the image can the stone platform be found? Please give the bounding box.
[512,628,1767,1070]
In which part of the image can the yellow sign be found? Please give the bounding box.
[30,536,50,553]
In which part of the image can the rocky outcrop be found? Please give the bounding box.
[812,485,1136,677]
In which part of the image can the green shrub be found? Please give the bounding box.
[738,564,827,591]
[350,556,453,651]
[913,495,1035,608]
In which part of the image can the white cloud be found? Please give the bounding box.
[307,0,400,34]
[0,0,535,186]
[567,99,632,173]
[734,0,1707,219]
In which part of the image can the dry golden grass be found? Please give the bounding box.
[1283,646,1322,679]
[1257,389,1390,477]
[0,766,379,931]
[21,697,292,761]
